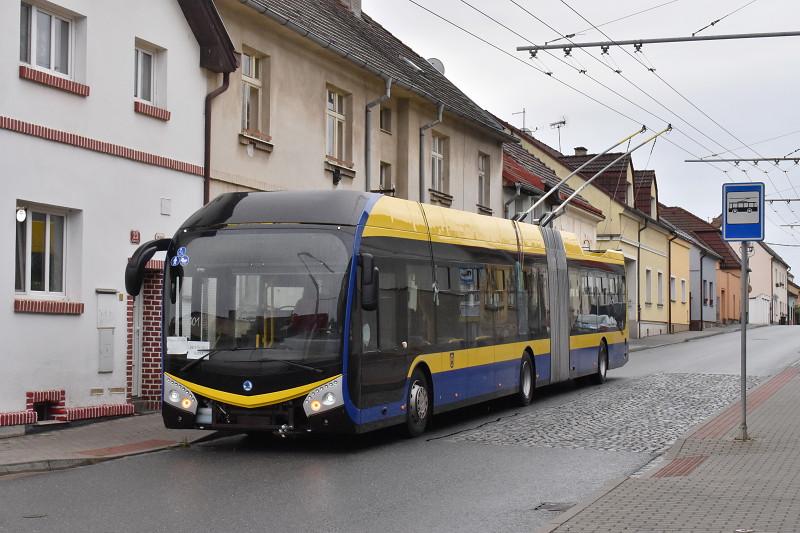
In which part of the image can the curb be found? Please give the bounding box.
[0,432,223,477]
[534,476,629,533]
[630,324,766,353]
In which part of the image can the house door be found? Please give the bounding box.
[132,296,144,397]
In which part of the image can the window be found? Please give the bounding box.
[681,279,687,303]
[242,52,261,132]
[379,162,392,191]
[15,206,65,294]
[703,280,708,306]
[379,105,392,132]
[645,268,652,304]
[478,153,490,207]
[709,281,714,307]
[657,272,664,305]
[134,47,154,102]
[326,87,347,160]
[670,275,676,302]
[431,134,448,192]
[20,2,71,76]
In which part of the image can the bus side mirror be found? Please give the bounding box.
[360,253,379,311]
[125,239,171,296]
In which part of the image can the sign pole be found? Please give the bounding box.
[739,241,749,441]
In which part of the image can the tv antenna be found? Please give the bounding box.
[512,108,538,136]
[550,117,567,152]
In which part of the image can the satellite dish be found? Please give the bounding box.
[427,57,445,75]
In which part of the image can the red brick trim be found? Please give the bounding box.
[653,455,708,478]
[145,259,165,271]
[26,389,65,407]
[134,101,171,121]
[0,410,37,426]
[14,299,84,315]
[0,115,203,176]
[65,403,134,422]
[19,65,90,97]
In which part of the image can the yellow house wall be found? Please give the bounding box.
[717,268,742,323]
[669,237,691,330]
[639,225,670,325]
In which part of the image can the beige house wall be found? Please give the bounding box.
[209,0,504,216]
[717,268,741,323]
[669,237,691,331]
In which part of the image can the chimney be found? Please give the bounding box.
[339,0,362,17]
[574,146,588,156]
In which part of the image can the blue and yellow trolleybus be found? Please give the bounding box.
[125,191,628,436]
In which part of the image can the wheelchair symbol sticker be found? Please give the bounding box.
[170,247,190,267]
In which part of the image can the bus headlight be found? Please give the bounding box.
[303,377,343,416]
[164,374,198,414]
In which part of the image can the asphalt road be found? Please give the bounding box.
[1,325,798,533]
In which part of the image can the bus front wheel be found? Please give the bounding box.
[516,352,534,406]
[405,368,431,437]
[592,343,608,385]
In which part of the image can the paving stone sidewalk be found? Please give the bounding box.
[539,363,800,532]
[0,413,211,475]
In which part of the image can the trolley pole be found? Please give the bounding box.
[739,241,749,441]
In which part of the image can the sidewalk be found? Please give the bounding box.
[540,362,800,532]
[630,323,753,352]
[0,413,211,476]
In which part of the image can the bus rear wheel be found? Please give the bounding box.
[516,353,534,406]
[405,368,431,437]
[592,343,608,385]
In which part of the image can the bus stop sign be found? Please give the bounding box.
[722,182,765,242]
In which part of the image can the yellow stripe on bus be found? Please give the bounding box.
[166,373,341,408]
[405,338,552,377]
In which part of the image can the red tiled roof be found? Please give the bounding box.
[560,153,633,204]
[503,152,545,192]
[502,143,603,218]
[660,205,741,269]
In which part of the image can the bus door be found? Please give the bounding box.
[542,228,570,383]
[433,261,470,405]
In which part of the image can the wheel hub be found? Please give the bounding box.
[410,381,429,420]
[522,361,532,396]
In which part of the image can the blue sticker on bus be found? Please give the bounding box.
[170,247,190,267]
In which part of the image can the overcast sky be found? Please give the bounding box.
[362,0,800,271]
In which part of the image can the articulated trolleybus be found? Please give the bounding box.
[125,191,628,437]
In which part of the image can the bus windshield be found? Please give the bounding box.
[164,226,353,372]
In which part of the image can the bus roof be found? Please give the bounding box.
[182,191,624,265]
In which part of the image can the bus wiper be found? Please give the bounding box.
[179,348,226,373]
[230,352,324,374]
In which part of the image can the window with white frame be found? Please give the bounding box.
[478,153,490,207]
[379,162,392,191]
[241,52,262,132]
[15,206,66,294]
[670,275,676,302]
[709,281,714,306]
[681,279,687,303]
[134,47,154,103]
[20,2,72,77]
[645,269,652,304]
[657,272,664,305]
[431,134,448,192]
[379,106,392,133]
[326,87,347,160]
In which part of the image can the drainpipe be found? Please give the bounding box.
[365,77,392,192]
[698,249,706,330]
[204,72,230,205]
[419,103,444,203]
[637,218,648,339]
[504,183,522,219]
[667,233,677,333]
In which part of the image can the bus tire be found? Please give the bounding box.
[516,352,534,406]
[405,367,431,437]
[592,342,608,385]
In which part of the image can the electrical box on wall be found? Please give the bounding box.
[96,289,117,373]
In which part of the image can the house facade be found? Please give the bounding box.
[208,0,508,215]
[0,0,234,427]
[744,242,790,324]
[660,205,741,325]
